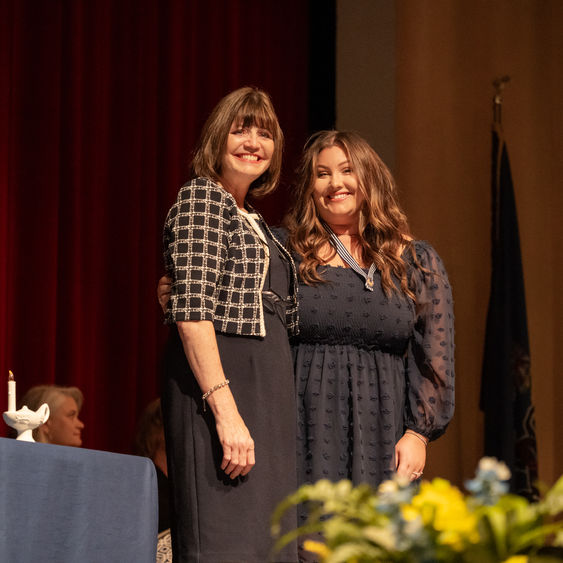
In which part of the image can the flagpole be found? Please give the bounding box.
[492,75,510,125]
[482,74,540,500]
[491,76,510,240]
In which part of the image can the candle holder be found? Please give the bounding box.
[3,404,50,442]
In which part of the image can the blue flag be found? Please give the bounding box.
[480,124,538,500]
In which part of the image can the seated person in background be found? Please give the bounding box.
[18,384,85,446]
[134,398,170,535]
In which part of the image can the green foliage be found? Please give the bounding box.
[272,458,563,563]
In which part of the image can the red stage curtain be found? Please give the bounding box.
[0,0,309,452]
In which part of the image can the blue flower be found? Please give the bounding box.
[465,456,510,505]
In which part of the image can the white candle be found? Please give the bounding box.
[8,370,16,412]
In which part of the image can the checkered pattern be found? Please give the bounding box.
[163,178,298,337]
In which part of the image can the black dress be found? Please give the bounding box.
[162,230,298,563]
[293,241,455,502]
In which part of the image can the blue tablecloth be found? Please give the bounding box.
[0,437,158,562]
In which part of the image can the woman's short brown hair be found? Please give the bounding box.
[191,86,284,198]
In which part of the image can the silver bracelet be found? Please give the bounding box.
[405,430,429,447]
[202,379,230,411]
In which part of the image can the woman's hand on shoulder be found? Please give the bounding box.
[157,275,173,313]
[395,430,427,482]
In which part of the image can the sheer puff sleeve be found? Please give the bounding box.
[404,241,455,441]
[163,178,230,324]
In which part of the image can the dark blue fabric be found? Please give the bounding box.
[162,230,298,562]
[293,241,455,501]
[0,438,158,563]
[481,127,538,499]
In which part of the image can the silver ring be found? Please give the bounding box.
[412,471,423,477]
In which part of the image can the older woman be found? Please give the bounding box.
[285,130,455,497]
[162,87,298,562]
[18,384,84,446]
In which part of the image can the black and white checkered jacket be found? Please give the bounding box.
[163,177,298,337]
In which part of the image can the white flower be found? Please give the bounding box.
[378,480,399,495]
[478,457,511,481]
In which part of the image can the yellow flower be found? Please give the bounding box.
[502,557,528,563]
[409,478,479,549]
[303,540,331,560]
[400,504,420,522]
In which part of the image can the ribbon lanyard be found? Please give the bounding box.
[322,222,376,291]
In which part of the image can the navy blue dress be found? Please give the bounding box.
[292,241,455,500]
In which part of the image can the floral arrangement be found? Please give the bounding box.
[272,458,563,562]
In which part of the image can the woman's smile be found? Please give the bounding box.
[312,145,364,229]
[221,123,274,189]
[326,190,352,201]
[234,153,262,162]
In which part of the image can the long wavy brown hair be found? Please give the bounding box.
[285,130,415,299]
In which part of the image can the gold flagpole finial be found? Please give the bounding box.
[492,76,511,124]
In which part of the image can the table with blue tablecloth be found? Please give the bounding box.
[0,437,158,563]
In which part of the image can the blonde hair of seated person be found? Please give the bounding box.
[18,384,84,446]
